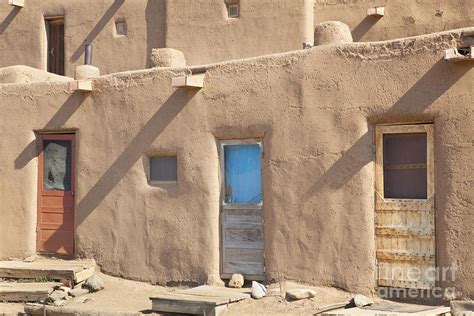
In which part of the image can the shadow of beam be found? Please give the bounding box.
[0,6,21,35]
[352,16,382,42]
[71,0,125,62]
[304,131,372,200]
[146,0,167,68]
[76,89,197,225]
[14,92,86,170]
[386,59,472,116]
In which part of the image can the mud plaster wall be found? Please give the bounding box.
[0,0,165,77]
[0,28,473,297]
[314,0,474,42]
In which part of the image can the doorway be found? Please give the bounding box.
[45,17,65,75]
[375,124,435,289]
[220,140,265,280]
[37,133,75,255]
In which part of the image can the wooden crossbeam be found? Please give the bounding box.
[8,0,24,8]
[171,74,205,88]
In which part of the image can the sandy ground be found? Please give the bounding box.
[224,281,354,316]
[0,273,361,315]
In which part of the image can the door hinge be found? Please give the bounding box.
[36,226,39,233]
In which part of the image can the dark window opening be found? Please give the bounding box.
[383,133,427,199]
[46,18,65,76]
[149,156,177,183]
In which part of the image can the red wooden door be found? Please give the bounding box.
[37,134,75,255]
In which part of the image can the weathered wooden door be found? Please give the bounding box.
[220,140,264,280]
[375,124,435,289]
[37,134,75,255]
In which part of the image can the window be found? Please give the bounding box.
[45,17,65,75]
[376,124,434,200]
[149,156,177,183]
[227,4,239,18]
[115,19,127,36]
[223,143,262,204]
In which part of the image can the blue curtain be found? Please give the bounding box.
[224,144,262,204]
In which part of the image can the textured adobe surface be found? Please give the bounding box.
[0,28,472,298]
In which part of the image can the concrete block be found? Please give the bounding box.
[151,48,186,68]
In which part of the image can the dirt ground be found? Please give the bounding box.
[224,281,355,316]
[0,273,358,315]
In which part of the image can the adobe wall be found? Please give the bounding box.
[165,0,308,65]
[0,0,165,77]
[314,0,474,42]
[0,28,473,297]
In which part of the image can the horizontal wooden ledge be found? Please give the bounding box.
[384,163,427,170]
[376,201,433,212]
[378,279,435,290]
[377,250,435,264]
[376,226,434,237]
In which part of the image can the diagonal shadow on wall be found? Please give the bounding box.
[352,16,383,42]
[146,0,167,68]
[14,92,86,170]
[386,59,472,116]
[303,131,372,201]
[76,89,197,226]
[0,6,20,35]
[71,0,125,62]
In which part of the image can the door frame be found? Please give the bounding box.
[219,139,265,280]
[36,132,76,256]
[374,123,436,289]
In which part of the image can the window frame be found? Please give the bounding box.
[148,155,178,185]
[219,139,263,209]
[375,123,434,202]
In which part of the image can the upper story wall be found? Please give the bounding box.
[314,0,474,42]
[165,0,308,65]
[0,0,473,75]
[0,0,165,77]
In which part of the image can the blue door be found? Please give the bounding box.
[221,141,264,279]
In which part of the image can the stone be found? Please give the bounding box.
[228,274,244,288]
[74,65,100,80]
[285,288,317,300]
[251,281,267,299]
[23,255,36,262]
[83,274,104,292]
[69,288,89,298]
[451,301,474,316]
[352,294,374,307]
[314,21,353,46]
[49,289,68,302]
[150,48,186,68]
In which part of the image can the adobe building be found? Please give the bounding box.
[0,0,473,300]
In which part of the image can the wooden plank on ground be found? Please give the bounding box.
[0,282,59,302]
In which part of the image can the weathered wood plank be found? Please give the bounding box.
[375,226,434,237]
[377,250,435,264]
[0,282,59,302]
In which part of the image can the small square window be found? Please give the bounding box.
[149,156,177,183]
[227,4,239,18]
[115,20,127,36]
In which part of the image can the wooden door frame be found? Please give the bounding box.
[375,123,436,289]
[219,139,265,280]
[36,133,76,255]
